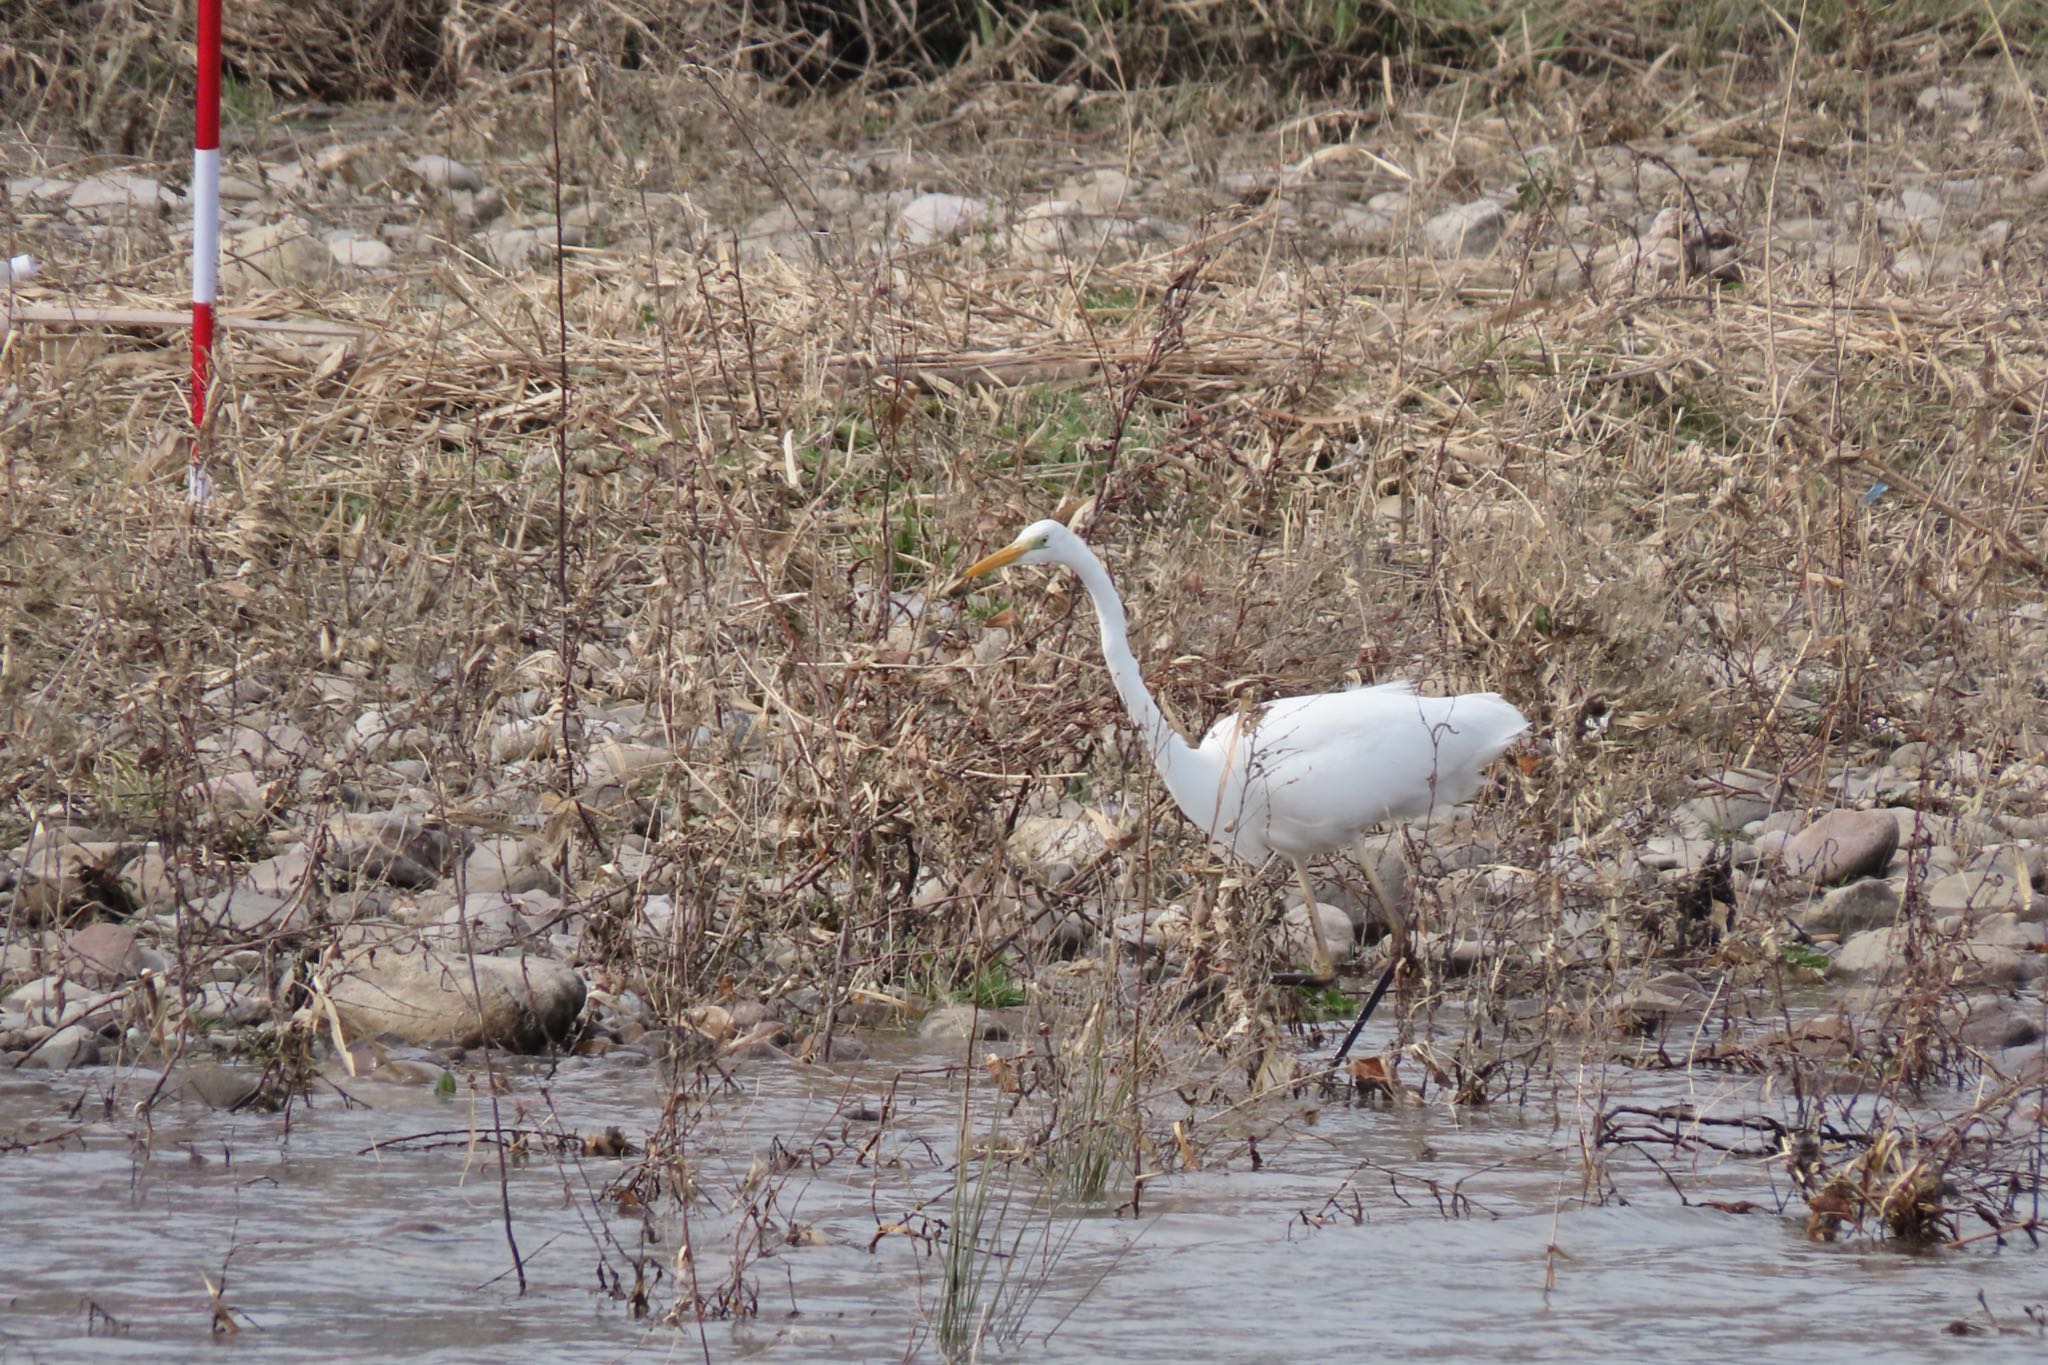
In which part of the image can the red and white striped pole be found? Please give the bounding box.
[189,0,222,503]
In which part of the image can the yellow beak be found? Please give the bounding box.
[960,541,1030,578]
[950,541,1030,594]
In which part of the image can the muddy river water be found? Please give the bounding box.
[3,1020,2042,1363]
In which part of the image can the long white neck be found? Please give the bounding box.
[1065,545,1221,834]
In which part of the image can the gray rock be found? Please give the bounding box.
[417,890,557,953]
[1215,169,1277,197]
[1028,909,1092,954]
[190,983,270,1027]
[1421,199,1506,257]
[9,839,131,922]
[240,846,317,898]
[2000,1047,2048,1089]
[61,923,140,988]
[736,202,814,263]
[1284,871,1371,924]
[1961,846,2033,881]
[918,1004,1014,1044]
[1112,904,1190,958]
[217,172,265,202]
[1891,248,1978,286]
[1434,863,1517,911]
[1639,836,1723,871]
[1954,998,2040,1050]
[1797,878,1900,936]
[21,1023,101,1069]
[326,234,396,270]
[1422,839,1496,874]
[201,886,308,935]
[2017,844,2048,890]
[1922,846,1965,881]
[1807,239,1863,272]
[1326,202,1395,246]
[408,154,485,193]
[1006,809,1107,886]
[1772,216,1839,242]
[1939,178,1997,209]
[67,173,175,211]
[1009,199,1133,260]
[1826,928,1888,980]
[119,844,190,911]
[2,974,124,1029]
[898,192,988,246]
[488,715,553,763]
[1884,807,1999,853]
[1880,188,1946,234]
[1830,927,2027,987]
[325,812,465,889]
[1915,83,1982,117]
[179,1063,266,1110]
[200,720,315,770]
[221,219,334,293]
[1279,901,1353,966]
[1963,914,2044,953]
[1414,931,1490,974]
[0,932,52,984]
[17,823,99,854]
[325,951,585,1051]
[189,770,275,830]
[353,1055,450,1086]
[1770,809,1899,884]
[796,1031,872,1063]
[1673,793,1774,837]
[346,707,424,758]
[1977,943,2037,984]
[1926,867,2032,914]
[215,949,263,981]
[6,175,72,205]
[485,226,548,271]
[1886,741,1940,771]
[1612,985,1699,1031]
[587,987,653,1031]
[1059,168,1132,213]
[463,187,507,226]
[1,974,56,1018]
[587,739,673,785]
[1753,810,1809,838]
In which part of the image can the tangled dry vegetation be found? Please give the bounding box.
[3,0,2046,1276]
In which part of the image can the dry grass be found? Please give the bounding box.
[3,1,2047,1267]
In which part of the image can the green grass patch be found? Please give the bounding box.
[220,75,273,127]
[982,387,1162,483]
[1299,984,1355,1020]
[953,959,1029,1009]
[1780,941,1830,974]
[1082,285,1141,320]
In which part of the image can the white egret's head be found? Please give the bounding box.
[958,518,1080,580]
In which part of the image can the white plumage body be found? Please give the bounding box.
[1175,681,1529,864]
[961,519,1528,976]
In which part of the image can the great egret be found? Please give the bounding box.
[958,518,1528,987]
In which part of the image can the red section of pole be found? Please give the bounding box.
[195,0,222,151]
[192,0,222,455]
[190,301,215,428]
